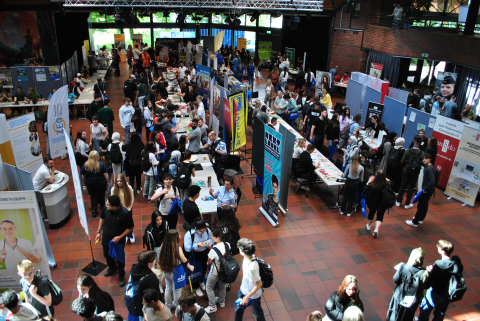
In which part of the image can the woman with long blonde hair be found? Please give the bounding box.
[340,154,364,217]
[325,275,364,321]
[80,150,108,217]
[271,65,280,91]
[159,229,193,309]
[264,79,275,108]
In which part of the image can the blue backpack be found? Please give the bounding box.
[125,274,152,317]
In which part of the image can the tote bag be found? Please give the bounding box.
[168,197,182,216]
[361,195,367,218]
[189,249,205,284]
[412,190,424,204]
[108,240,125,263]
[173,264,187,289]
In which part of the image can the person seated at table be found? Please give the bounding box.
[26,88,40,102]
[292,138,307,167]
[73,82,83,98]
[1,89,12,102]
[48,88,56,99]
[209,176,237,220]
[361,115,385,138]
[68,87,76,104]
[295,143,321,183]
[338,72,350,97]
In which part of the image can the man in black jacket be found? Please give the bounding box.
[129,251,161,300]
[124,75,137,103]
[418,240,463,321]
[87,94,104,122]
[396,136,424,209]
[295,144,321,182]
[95,195,134,287]
[407,89,420,109]
[406,153,435,227]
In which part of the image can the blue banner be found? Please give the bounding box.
[196,64,210,114]
[260,126,282,227]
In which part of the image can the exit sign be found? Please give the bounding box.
[266,30,271,34]
[421,53,429,58]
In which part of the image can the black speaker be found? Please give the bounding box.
[252,91,259,98]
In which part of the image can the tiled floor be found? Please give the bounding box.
[42,63,480,321]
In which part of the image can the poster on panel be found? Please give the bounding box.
[64,130,89,236]
[258,42,272,61]
[434,72,457,99]
[223,97,232,156]
[444,126,480,206]
[48,67,60,81]
[196,64,210,112]
[47,86,70,159]
[364,102,384,128]
[0,68,13,89]
[60,63,67,86]
[114,34,126,62]
[7,113,43,178]
[209,75,216,128]
[0,191,52,290]
[432,116,464,189]
[315,71,331,98]
[260,125,281,227]
[229,92,246,150]
[34,68,46,82]
[285,48,295,68]
[369,63,383,79]
[16,68,28,82]
[83,40,90,68]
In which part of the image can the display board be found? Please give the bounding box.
[369,63,383,78]
[435,72,457,98]
[196,64,210,112]
[33,66,61,99]
[315,71,330,98]
[278,123,296,214]
[83,40,90,68]
[361,86,382,120]
[432,116,464,189]
[344,79,362,117]
[238,38,246,51]
[60,63,67,86]
[383,96,407,136]
[114,34,126,62]
[73,52,78,78]
[0,68,13,90]
[223,97,232,156]
[47,86,70,159]
[258,42,272,61]
[260,125,282,227]
[11,67,35,96]
[252,115,265,176]
[445,126,480,206]
[389,87,409,104]
[66,58,73,84]
[229,92,246,150]
[285,47,295,68]
[201,36,214,53]
[132,34,143,49]
[7,113,43,179]
[155,38,196,56]
[0,191,52,290]
[214,84,229,124]
[403,109,436,149]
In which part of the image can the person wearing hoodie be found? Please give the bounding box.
[119,98,135,144]
[342,136,360,166]
[386,248,429,321]
[419,91,433,112]
[386,138,406,193]
[418,240,463,321]
[129,251,161,300]
[108,133,125,180]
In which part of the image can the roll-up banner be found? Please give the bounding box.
[229,92,246,150]
[432,116,464,189]
[196,64,210,112]
[47,85,70,159]
[258,42,272,61]
[444,126,480,207]
[0,191,52,290]
[64,130,90,235]
[260,125,282,227]
[315,71,330,98]
[214,31,224,52]
[238,38,247,51]
[132,34,143,49]
[114,34,126,62]
[214,84,230,125]
[223,97,232,156]
[7,113,43,178]
[364,102,384,128]
[285,47,295,68]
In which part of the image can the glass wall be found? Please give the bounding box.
[212,29,232,46]
[92,28,122,51]
[259,14,271,27]
[91,12,115,23]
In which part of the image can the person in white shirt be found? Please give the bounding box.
[119,98,135,144]
[32,156,55,221]
[133,45,141,62]
[77,73,85,88]
[2,290,41,321]
[235,238,265,321]
[142,289,173,321]
[190,66,196,83]
[143,142,159,202]
[196,95,205,120]
[388,2,404,28]
[178,62,188,80]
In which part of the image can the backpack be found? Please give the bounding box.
[253,257,274,288]
[363,160,375,179]
[141,150,151,172]
[340,122,353,140]
[387,148,400,168]
[35,276,63,306]
[177,307,206,321]
[399,266,424,308]
[382,187,396,209]
[424,100,433,113]
[213,243,241,283]
[448,271,467,302]
[223,227,240,255]
[405,148,421,173]
[159,160,178,179]
[110,142,123,164]
[174,163,191,189]
[125,274,152,317]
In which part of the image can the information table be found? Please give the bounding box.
[359,130,382,149]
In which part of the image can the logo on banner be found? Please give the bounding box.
[438,139,455,152]
[265,132,280,160]
[53,118,66,134]
[476,134,480,141]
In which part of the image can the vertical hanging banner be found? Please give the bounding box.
[432,116,464,189]
[260,126,282,227]
[238,38,247,51]
[7,113,43,178]
[0,191,52,290]
[114,34,126,62]
[285,47,295,67]
[229,92,246,150]
[47,85,70,159]
[258,42,272,61]
[214,31,224,52]
[369,63,383,78]
[196,64,211,113]
[223,98,232,157]
[64,130,90,236]
[444,126,480,207]
[209,75,216,128]
[84,40,90,68]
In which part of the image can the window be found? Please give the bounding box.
[212,14,225,24]
[271,16,283,28]
[90,12,115,23]
[212,29,232,46]
[153,28,181,40]
[153,13,167,23]
[259,14,271,27]
[132,28,152,46]
[92,28,122,51]
[246,15,257,27]
[136,12,151,23]
[409,58,417,71]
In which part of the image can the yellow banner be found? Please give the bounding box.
[84,40,90,68]
[229,92,246,150]
[238,38,246,51]
[214,31,224,52]
[114,34,127,62]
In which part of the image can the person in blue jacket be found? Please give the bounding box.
[216,50,224,67]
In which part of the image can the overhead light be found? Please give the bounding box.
[130,12,140,24]
[233,18,241,26]
[192,14,203,22]
[225,16,232,24]
[176,12,186,24]
[250,11,260,22]
[139,9,150,18]
[184,9,193,15]
[163,11,170,17]
[198,9,207,16]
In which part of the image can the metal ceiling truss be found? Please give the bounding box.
[63,0,324,12]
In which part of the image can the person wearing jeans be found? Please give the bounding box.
[136,79,147,109]
[143,142,159,202]
[340,155,364,216]
[204,227,228,313]
[396,136,424,209]
[119,98,135,144]
[235,238,265,321]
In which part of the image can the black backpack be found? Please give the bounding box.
[129,153,142,168]
[382,187,396,209]
[34,274,63,306]
[424,100,433,113]
[448,272,467,302]
[387,148,400,168]
[141,150,151,172]
[253,257,274,288]
[174,163,191,189]
[213,243,241,283]
[110,142,123,164]
[398,266,424,308]
[405,148,421,173]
